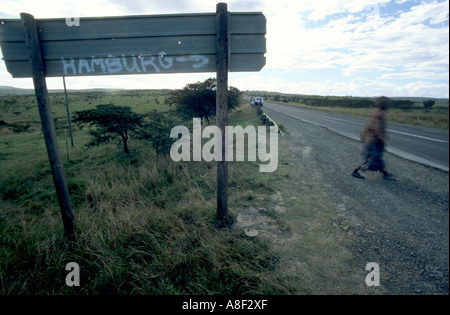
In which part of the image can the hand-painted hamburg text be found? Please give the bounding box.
[61,52,209,75]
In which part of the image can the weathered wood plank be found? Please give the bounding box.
[5,53,265,77]
[230,13,266,34]
[216,2,229,223]
[1,11,266,76]
[1,34,265,61]
[1,34,265,64]
[20,13,76,240]
[0,19,23,41]
[1,13,265,42]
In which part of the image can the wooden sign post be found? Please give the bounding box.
[216,3,229,222]
[0,3,266,237]
[20,13,76,240]
[63,76,74,147]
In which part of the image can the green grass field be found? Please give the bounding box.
[0,90,295,294]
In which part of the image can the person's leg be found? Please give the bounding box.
[382,170,393,179]
[352,168,365,178]
[352,142,371,179]
[376,143,393,179]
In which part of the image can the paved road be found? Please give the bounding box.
[261,101,449,294]
[263,102,449,171]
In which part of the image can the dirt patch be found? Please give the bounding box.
[232,190,292,243]
[232,130,378,294]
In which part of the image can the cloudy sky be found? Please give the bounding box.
[0,0,448,98]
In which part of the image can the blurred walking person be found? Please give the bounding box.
[352,96,393,180]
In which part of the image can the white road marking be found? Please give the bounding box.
[319,114,449,143]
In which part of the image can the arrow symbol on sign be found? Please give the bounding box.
[176,55,209,68]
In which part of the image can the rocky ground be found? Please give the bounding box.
[235,106,449,295]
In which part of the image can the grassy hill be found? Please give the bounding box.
[0,86,35,96]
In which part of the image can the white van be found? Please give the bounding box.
[254,97,264,106]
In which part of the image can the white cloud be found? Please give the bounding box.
[230,73,287,92]
[238,75,449,98]
[397,0,449,25]
[380,71,449,80]
[261,0,448,94]
[0,0,448,97]
[393,80,449,97]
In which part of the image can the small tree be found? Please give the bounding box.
[423,99,435,112]
[138,111,180,156]
[167,78,242,124]
[73,104,144,155]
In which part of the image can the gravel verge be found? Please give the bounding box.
[264,106,449,295]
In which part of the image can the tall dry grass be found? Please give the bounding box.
[0,105,293,295]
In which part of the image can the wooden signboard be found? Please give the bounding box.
[0,10,266,77]
[0,3,266,238]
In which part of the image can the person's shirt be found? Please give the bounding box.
[361,108,386,144]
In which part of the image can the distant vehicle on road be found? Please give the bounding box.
[250,97,264,106]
